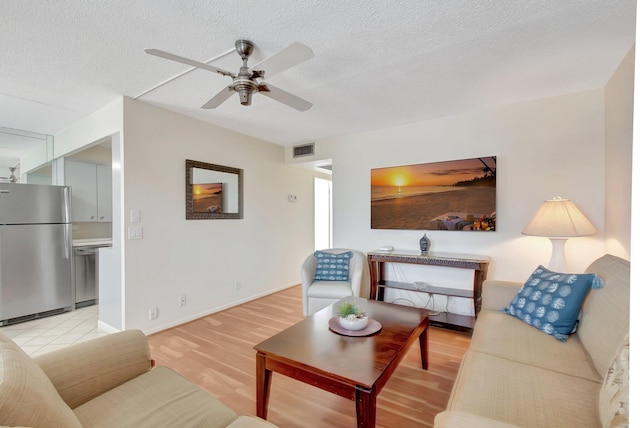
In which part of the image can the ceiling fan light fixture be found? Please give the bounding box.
[233,78,258,106]
[239,88,253,106]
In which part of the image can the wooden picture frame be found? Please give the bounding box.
[186,159,243,220]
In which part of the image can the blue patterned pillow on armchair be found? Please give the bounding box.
[502,265,603,341]
[313,251,353,281]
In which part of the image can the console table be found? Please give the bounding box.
[368,251,490,330]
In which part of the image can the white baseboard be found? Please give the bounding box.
[97,319,121,334]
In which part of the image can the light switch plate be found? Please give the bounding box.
[131,209,141,223]
[128,225,143,240]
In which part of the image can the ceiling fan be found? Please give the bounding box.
[145,40,314,111]
[0,166,17,183]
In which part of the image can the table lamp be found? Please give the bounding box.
[522,196,597,272]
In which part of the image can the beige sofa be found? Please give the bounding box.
[0,329,277,428]
[435,254,629,428]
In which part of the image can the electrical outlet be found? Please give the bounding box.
[179,295,186,306]
[149,307,158,320]
[235,281,241,292]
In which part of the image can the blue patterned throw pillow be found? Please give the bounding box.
[502,266,603,341]
[313,251,353,281]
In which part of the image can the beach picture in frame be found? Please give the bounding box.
[371,156,496,231]
[192,182,224,213]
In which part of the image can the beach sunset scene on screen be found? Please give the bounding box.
[371,157,497,231]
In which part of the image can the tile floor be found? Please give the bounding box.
[0,305,106,357]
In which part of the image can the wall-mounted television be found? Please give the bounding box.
[371,156,496,231]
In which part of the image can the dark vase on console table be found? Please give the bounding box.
[419,233,430,254]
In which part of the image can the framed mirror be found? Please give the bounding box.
[186,159,243,219]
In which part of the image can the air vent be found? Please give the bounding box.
[0,307,68,326]
[293,143,315,158]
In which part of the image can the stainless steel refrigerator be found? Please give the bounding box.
[0,183,74,324]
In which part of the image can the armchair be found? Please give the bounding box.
[300,248,365,316]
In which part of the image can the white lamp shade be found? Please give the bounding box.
[522,197,597,238]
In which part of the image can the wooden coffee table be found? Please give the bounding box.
[254,298,430,427]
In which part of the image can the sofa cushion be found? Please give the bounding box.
[502,265,602,341]
[313,250,352,281]
[0,332,82,428]
[307,281,354,299]
[470,310,600,382]
[448,350,601,428]
[599,334,629,428]
[480,280,522,311]
[73,366,238,428]
[579,255,630,378]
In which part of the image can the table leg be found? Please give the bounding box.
[419,325,429,370]
[355,386,376,428]
[256,352,272,419]
[378,261,387,301]
[473,267,487,315]
[368,259,378,300]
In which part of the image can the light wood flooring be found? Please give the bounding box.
[148,286,470,428]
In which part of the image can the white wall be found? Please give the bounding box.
[318,89,610,284]
[121,98,314,333]
[95,131,122,332]
[604,47,634,259]
[314,177,332,250]
[47,98,125,331]
[54,99,123,159]
[19,135,53,177]
[20,143,49,175]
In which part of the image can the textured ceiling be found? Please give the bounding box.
[0,0,636,166]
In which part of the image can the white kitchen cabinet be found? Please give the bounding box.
[66,160,112,222]
[96,164,112,221]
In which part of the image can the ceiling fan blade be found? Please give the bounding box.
[135,47,236,100]
[259,84,312,112]
[201,87,235,109]
[251,42,313,79]
[145,48,234,78]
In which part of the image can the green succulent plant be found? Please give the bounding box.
[339,302,366,319]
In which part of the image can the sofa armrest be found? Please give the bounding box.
[481,280,522,311]
[435,411,522,427]
[34,329,152,409]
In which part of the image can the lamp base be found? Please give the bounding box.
[548,238,568,272]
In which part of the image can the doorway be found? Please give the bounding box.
[314,176,332,250]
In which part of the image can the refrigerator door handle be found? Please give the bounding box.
[62,187,71,223]
[0,189,9,193]
[63,225,70,260]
